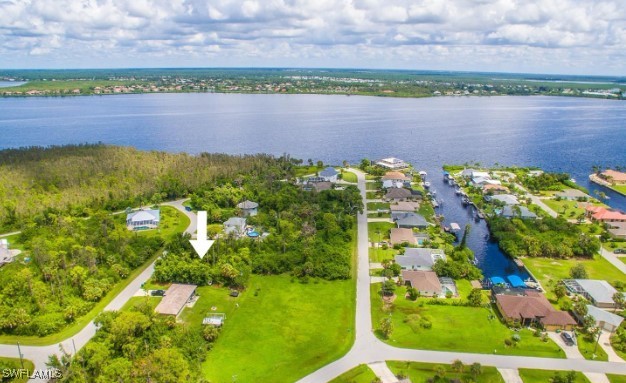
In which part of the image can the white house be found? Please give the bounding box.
[126,209,160,230]
[224,217,247,236]
[376,157,408,170]
[237,200,259,216]
[319,167,339,183]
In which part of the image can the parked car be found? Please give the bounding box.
[151,289,166,297]
[185,206,192,212]
[614,248,626,254]
[561,332,574,346]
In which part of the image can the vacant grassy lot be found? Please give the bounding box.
[0,357,35,383]
[523,255,625,300]
[543,199,586,219]
[371,284,564,358]
[201,274,355,383]
[608,374,626,383]
[518,368,590,383]
[387,361,504,383]
[368,222,396,242]
[329,364,377,383]
[342,171,358,183]
[369,247,398,263]
[577,333,608,361]
[367,202,390,211]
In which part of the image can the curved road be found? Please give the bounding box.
[0,199,196,381]
[297,169,626,382]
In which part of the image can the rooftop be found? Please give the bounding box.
[586,305,624,328]
[319,167,339,177]
[237,200,258,209]
[567,279,620,305]
[127,209,160,222]
[389,228,417,245]
[395,248,445,270]
[401,270,442,293]
[154,284,197,316]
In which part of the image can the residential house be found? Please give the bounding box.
[600,169,626,185]
[376,157,408,170]
[382,179,404,189]
[487,194,519,205]
[126,209,160,230]
[563,279,624,309]
[385,188,412,202]
[381,171,410,183]
[390,228,417,246]
[154,284,198,317]
[392,212,429,229]
[395,248,446,270]
[237,200,259,216]
[501,205,537,219]
[224,217,247,236]
[389,201,419,213]
[401,270,443,297]
[555,189,589,201]
[483,184,510,195]
[312,181,333,192]
[493,287,576,330]
[585,206,626,223]
[583,305,624,333]
[319,167,339,183]
[607,222,626,239]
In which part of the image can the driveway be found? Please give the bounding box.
[547,332,584,360]
[598,331,625,363]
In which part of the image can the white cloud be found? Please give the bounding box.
[0,0,624,74]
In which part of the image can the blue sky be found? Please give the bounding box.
[1,0,625,75]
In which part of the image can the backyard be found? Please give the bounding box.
[200,274,356,383]
[370,284,565,358]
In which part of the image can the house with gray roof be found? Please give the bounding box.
[319,167,339,183]
[395,248,446,271]
[563,279,623,308]
[555,189,589,201]
[224,217,247,236]
[126,209,160,230]
[385,188,412,201]
[501,205,537,219]
[237,200,259,216]
[392,212,428,229]
[607,222,626,239]
[585,305,624,333]
[487,194,519,206]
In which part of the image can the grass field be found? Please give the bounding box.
[328,364,377,383]
[518,368,590,383]
[2,79,146,93]
[608,374,626,383]
[0,357,36,383]
[387,361,504,383]
[577,333,608,361]
[368,222,396,242]
[120,296,162,312]
[367,202,390,211]
[369,247,398,263]
[611,185,626,195]
[543,199,586,219]
[342,171,358,183]
[371,284,565,358]
[523,255,625,300]
[200,274,356,383]
[366,182,380,190]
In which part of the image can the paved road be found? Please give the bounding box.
[599,246,626,274]
[0,199,196,381]
[515,183,558,218]
[297,171,626,383]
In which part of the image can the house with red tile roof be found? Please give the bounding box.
[585,205,626,223]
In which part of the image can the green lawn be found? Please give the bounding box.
[342,171,358,183]
[366,191,381,199]
[610,184,626,195]
[543,199,587,219]
[369,248,398,263]
[367,202,390,211]
[120,296,162,312]
[371,284,565,358]
[366,182,380,190]
[577,333,608,361]
[201,274,355,383]
[328,364,377,383]
[0,357,36,383]
[518,368,590,383]
[417,202,435,220]
[523,255,625,300]
[387,361,504,383]
[368,222,396,242]
[608,374,626,383]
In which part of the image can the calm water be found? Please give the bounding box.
[0,81,25,88]
[1,93,625,278]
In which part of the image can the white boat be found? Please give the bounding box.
[419,170,427,178]
[455,188,462,195]
[449,179,456,186]
[424,181,431,189]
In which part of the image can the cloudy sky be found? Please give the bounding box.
[1,0,625,75]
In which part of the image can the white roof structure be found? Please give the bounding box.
[127,209,160,223]
[376,157,408,169]
[573,279,620,306]
[586,305,624,329]
[490,194,519,205]
[154,284,197,316]
[237,200,258,209]
[395,248,446,270]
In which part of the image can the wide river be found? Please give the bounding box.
[1,93,625,278]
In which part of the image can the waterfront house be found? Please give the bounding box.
[381,171,410,183]
[487,194,519,205]
[562,279,624,309]
[501,205,537,219]
[390,228,418,246]
[493,287,576,330]
[385,188,412,202]
[389,201,419,213]
[126,209,160,230]
[224,217,247,236]
[237,200,259,216]
[401,270,443,297]
[392,212,428,229]
[600,169,626,184]
[376,157,408,170]
[319,167,339,183]
[585,206,626,223]
[555,189,589,201]
[395,248,446,271]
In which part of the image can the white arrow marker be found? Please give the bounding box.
[190,211,214,259]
